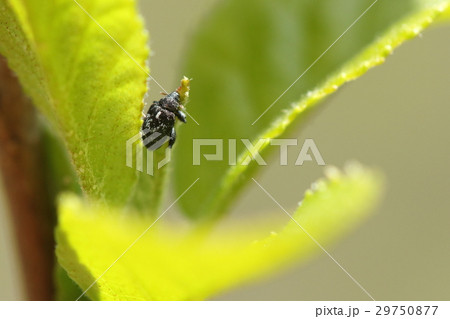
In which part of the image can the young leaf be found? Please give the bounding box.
[173,0,450,220]
[56,164,382,300]
[0,0,149,206]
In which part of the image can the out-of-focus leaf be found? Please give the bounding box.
[174,0,450,219]
[54,264,89,301]
[56,164,382,300]
[0,0,149,206]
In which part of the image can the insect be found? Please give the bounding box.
[141,91,187,150]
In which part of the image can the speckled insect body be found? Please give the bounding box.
[141,91,186,150]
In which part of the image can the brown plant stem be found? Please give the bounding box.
[0,57,54,300]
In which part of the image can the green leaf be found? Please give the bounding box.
[0,0,149,206]
[56,164,382,300]
[174,0,450,220]
[54,264,89,301]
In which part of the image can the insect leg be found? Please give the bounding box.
[168,127,176,148]
[175,110,187,123]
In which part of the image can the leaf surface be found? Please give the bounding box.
[0,0,150,206]
[57,165,382,300]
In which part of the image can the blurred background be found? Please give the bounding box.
[1,0,449,300]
